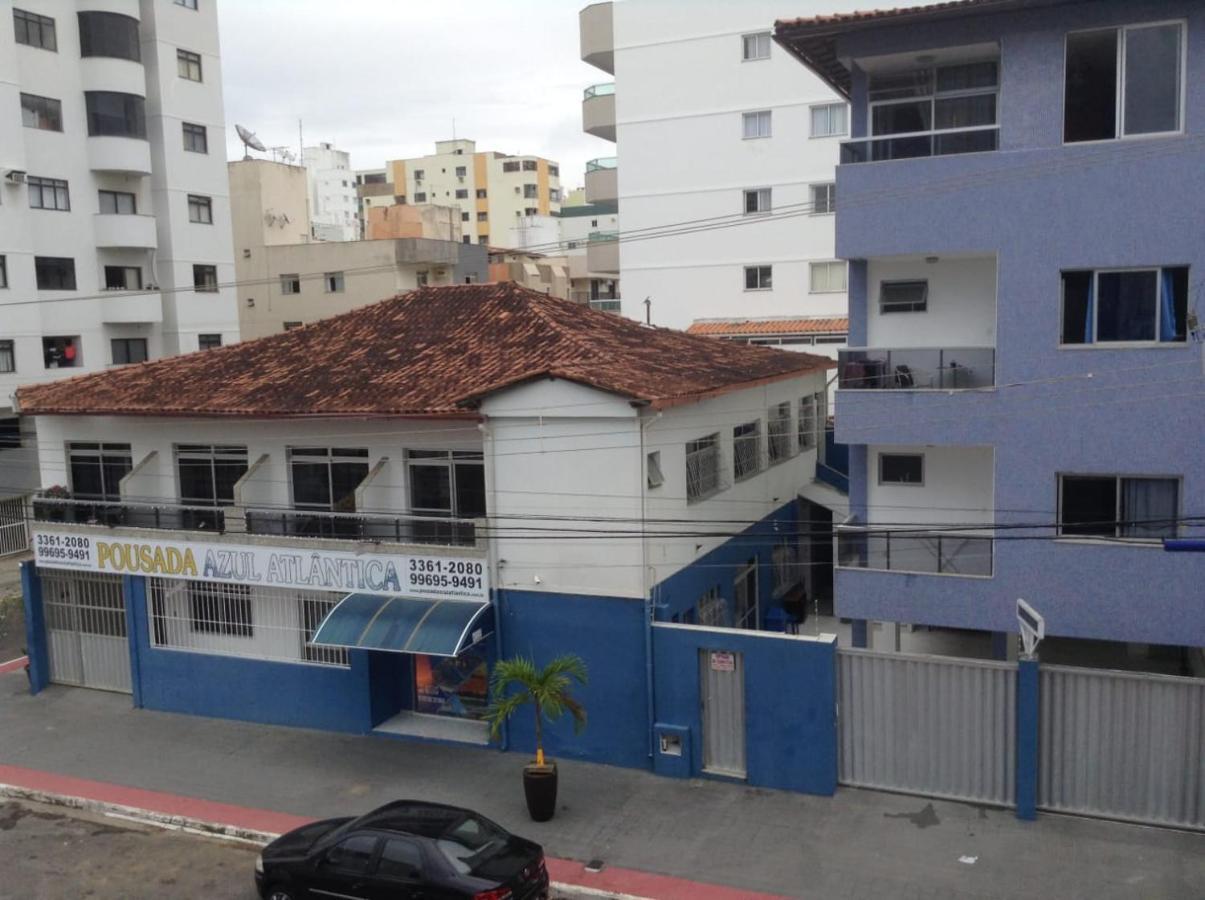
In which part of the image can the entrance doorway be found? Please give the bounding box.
[699,648,746,778]
[42,571,131,693]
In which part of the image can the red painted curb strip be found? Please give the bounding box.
[0,765,788,900]
[0,656,28,674]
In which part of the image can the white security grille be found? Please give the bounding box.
[767,403,793,463]
[0,494,29,556]
[149,578,349,667]
[42,570,131,692]
[733,421,763,481]
[686,434,722,503]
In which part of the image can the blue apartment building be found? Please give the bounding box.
[778,0,1205,665]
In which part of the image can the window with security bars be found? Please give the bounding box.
[697,587,725,627]
[43,572,125,637]
[733,421,762,481]
[767,402,792,464]
[798,393,823,450]
[686,433,721,503]
[149,578,348,667]
[771,541,799,598]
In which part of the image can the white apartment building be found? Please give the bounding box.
[303,141,358,242]
[579,1,849,348]
[0,0,240,402]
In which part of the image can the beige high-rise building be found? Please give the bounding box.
[381,140,562,248]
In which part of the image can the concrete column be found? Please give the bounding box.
[20,562,48,693]
[123,575,146,709]
[1015,656,1040,820]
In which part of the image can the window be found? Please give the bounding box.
[290,447,369,513]
[177,49,203,81]
[522,160,538,172]
[455,166,467,177]
[407,450,486,519]
[686,434,721,502]
[283,321,303,330]
[188,195,212,224]
[548,164,559,177]
[85,91,147,138]
[523,207,538,216]
[377,839,423,881]
[192,264,218,292]
[198,334,221,350]
[697,587,725,627]
[188,582,252,637]
[744,265,772,291]
[175,0,198,8]
[413,192,427,203]
[502,161,520,173]
[460,212,470,222]
[523,184,538,199]
[99,190,136,214]
[14,8,56,51]
[478,235,488,245]
[742,110,772,139]
[811,102,848,137]
[324,271,345,293]
[810,260,847,293]
[182,122,208,153]
[455,188,468,199]
[743,188,771,215]
[742,32,771,61]
[767,402,792,464]
[0,256,6,289]
[0,417,19,449]
[104,266,141,290]
[879,453,924,485]
[68,442,131,501]
[413,169,424,181]
[1065,23,1183,143]
[77,11,140,61]
[733,561,759,630]
[880,280,928,314]
[0,341,14,373]
[43,335,79,366]
[475,189,487,199]
[1061,267,1187,345]
[280,273,300,294]
[300,596,346,665]
[810,183,836,214]
[20,93,61,131]
[647,451,664,489]
[28,176,69,211]
[462,235,471,244]
[798,393,823,450]
[868,62,997,154]
[476,212,488,222]
[1060,475,1179,539]
[177,444,247,511]
[111,337,148,364]
[325,836,379,874]
[35,257,75,290]
[733,421,762,481]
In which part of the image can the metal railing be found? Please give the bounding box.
[583,82,615,99]
[244,507,477,548]
[32,495,227,532]
[589,299,621,313]
[836,524,993,576]
[840,126,999,164]
[838,347,995,390]
[586,156,617,172]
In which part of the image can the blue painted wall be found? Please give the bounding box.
[497,589,649,770]
[21,563,48,693]
[831,0,1205,647]
[652,625,838,796]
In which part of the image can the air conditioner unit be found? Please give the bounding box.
[5,169,27,184]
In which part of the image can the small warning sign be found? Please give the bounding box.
[709,651,736,672]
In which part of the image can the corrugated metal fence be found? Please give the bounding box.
[838,648,1016,807]
[1039,664,1205,830]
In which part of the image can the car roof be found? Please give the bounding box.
[353,801,481,839]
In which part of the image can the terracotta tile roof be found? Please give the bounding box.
[17,283,834,419]
[688,317,849,337]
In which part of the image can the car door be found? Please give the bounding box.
[362,837,444,900]
[307,833,381,900]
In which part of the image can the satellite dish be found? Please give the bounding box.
[236,124,267,159]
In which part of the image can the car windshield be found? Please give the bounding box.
[433,814,509,875]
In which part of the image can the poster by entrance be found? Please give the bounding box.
[414,650,489,719]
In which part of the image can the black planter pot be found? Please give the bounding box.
[523,762,558,822]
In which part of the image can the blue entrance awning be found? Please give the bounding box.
[312,594,493,658]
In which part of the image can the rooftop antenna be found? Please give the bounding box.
[643,296,651,325]
[235,124,267,160]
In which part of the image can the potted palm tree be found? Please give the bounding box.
[486,654,587,822]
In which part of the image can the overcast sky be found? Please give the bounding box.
[218,1,908,190]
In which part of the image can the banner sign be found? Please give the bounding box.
[33,530,489,602]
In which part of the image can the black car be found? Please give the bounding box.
[255,800,549,900]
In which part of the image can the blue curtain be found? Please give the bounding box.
[1083,277,1094,343]
[1160,268,1177,342]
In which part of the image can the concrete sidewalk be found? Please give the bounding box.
[3,676,1204,899]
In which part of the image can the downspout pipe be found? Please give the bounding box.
[639,409,662,764]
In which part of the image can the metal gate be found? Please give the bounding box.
[700,648,746,778]
[0,494,29,557]
[42,571,131,693]
[1039,664,1205,830]
[838,649,1016,806]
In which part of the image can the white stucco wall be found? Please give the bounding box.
[866,256,997,349]
[865,444,995,527]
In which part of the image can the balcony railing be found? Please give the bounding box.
[589,299,621,313]
[583,82,615,100]
[836,525,993,577]
[32,495,226,532]
[586,156,617,172]
[838,347,994,390]
[244,508,477,548]
[840,126,999,165]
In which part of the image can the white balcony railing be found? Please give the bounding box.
[836,523,993,577]
[838,347,995,390]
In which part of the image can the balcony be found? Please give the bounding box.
[100,290,162,324]
[586,231,619,274]
[33,495,226,532]
[840,126,998,165]
[87,136,152,175]
[582,83,616,142]
[94,213,157,249]
[837,524,993,577]
[589,299,621,313]
[244,508,478,549]
[584,157,617,204]
[579,1,614,74]
[838,347,994,390]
